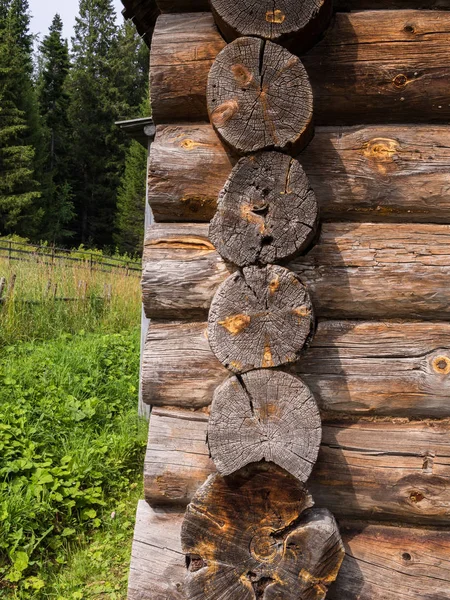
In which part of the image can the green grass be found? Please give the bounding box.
[0,329,147,598]
[0,254,142,346]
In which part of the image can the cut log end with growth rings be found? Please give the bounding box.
[207,264,315,373]
[208,369,322,481]
[207,37,314,155]
[210,0,333,53]
[181,465,344,600]
[209,151,318,267]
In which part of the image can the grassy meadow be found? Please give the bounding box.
[0,252,146,598]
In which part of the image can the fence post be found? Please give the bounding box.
[7,274,16,300]
[0,277,5,304]
[8,241,12,262]
[90,253,93,273]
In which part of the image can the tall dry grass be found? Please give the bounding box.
[0,255,142,345]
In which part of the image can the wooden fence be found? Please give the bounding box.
[0,240,141,275]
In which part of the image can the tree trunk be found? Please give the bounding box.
[209,152,318,267]
[129,500,450,600]
[144,408,450,526]
[142,319,450,416]
[150,11,450,124]
[142,222,450,321]
[150,13,226,123]
[148,123,450,224]
[207,37,313,154]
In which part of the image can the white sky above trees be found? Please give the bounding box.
[29,0,124,43]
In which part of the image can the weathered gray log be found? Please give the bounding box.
[208,370,321,480]
[142,319,450,416]
[144,408,450,526]
[150,13,225,123]
[210,0,332,53]
[150,11,450,124]
[128,502,186,600]
[148,123,450,224]
[142,222,450,321]
[208,265,315,372]
[209,152,318,267]
[182,465,344,600]
[129,500,450,600]
[207,37,313,154]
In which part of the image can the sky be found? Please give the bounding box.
[28,0,125,43]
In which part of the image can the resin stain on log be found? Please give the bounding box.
[181,465,344,600]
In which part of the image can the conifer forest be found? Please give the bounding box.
[0,0,149,254]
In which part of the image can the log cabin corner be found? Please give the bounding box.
[120,0,450,598]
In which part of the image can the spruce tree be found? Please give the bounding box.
[114,139,147,256]
[37,14,74,243]
[0,0,40,236]
[67,0,120,246]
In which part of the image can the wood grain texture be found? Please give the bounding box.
[148,124,235,222]
[128,501,186,600]
[210,0,332,53]
[149,11,450,124]
[207,37,314,154]
[129,500,450,599]
[181,465,343,600]
[209,152,318,267]
[208,265,315,373]
[142,319,450,417]
[304,10,450,125]
[142,222,450,321]
[144,408,450,526]
[208,370,321,480]
[147,123,450,224]
[150,13,225,123]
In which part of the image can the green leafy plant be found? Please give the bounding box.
[0,329,147,596]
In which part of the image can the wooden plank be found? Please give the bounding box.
[144,408,450,526]
[129,501,450,599]
[150,13,226,123]
[142,222,450,321]
[148,123,450,223]
[149,11,450,124]
[142,320,450,417]
[128,501,185,599]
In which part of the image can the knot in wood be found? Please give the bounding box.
[209,152,318,267]
[207,38,313,155]
[432,355,450,375]
[208,265,315,373]
[393,74,408,88]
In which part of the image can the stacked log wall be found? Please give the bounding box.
[126,1,450,598]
